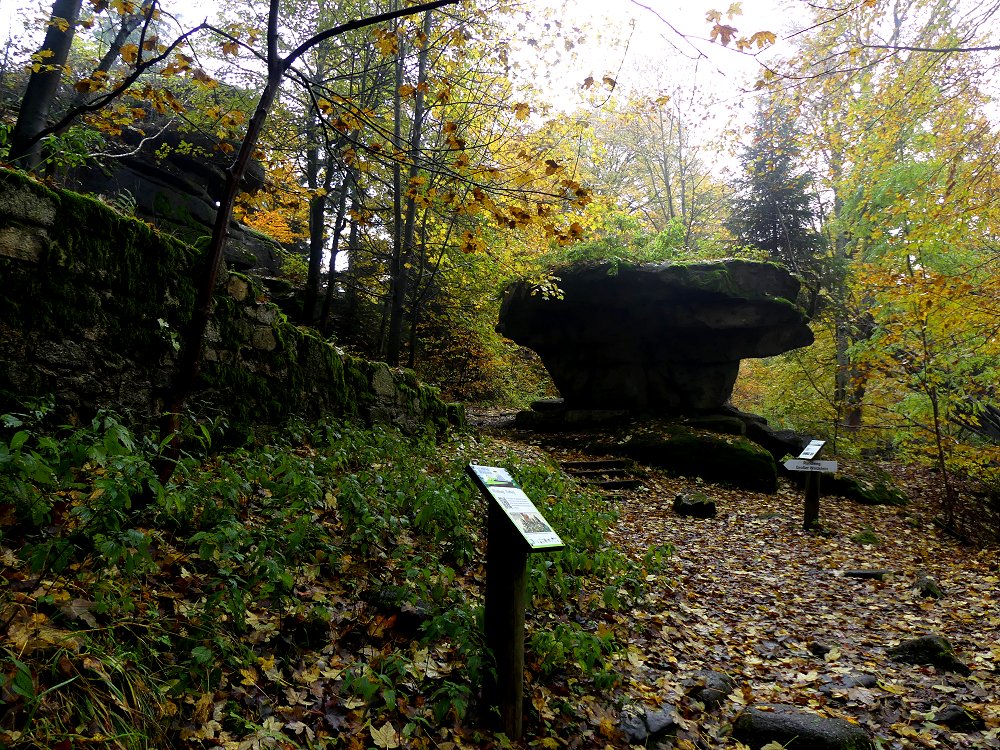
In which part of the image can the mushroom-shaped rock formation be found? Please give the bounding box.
[497,259,814,413]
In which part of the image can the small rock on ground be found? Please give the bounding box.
[888,634,970,675]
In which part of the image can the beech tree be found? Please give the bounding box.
[566,72,732,258]
[739,0,1000,528]
[155,0,462,479]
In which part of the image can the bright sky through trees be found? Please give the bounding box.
[0,0,800,180]
[0,0,795,99]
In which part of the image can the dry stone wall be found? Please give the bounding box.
[0,168,462,434]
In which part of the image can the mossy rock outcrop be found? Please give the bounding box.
[595,422,778,493]
[888,634,970,675]
[0,168,462,436]
[827,463,908,506]
[733,705,875,750]
[497,259,814,413]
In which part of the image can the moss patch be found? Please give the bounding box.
[827,464,908,506]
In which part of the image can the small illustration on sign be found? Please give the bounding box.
[472,465,518,488]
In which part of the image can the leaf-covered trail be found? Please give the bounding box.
[534,438,1000,749]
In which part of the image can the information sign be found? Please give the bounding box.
[784,458,838,473]
[798,440,826,460]
[467,464,565,551]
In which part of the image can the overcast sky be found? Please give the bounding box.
[1,0,802,167]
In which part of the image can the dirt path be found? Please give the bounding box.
[486,417,1000,749]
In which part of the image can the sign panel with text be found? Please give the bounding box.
[784,458,838,473]
[467,464,565,551]
[798,440,827,460]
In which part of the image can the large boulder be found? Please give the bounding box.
[888,634,970,675]
[590,420,779,493]
[497,260,813,413]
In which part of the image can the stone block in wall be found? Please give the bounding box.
[371,364,397,400]
[0,226,47,262]
[251,327,278,351]
[226,275,250,301]
[0,180,58,226]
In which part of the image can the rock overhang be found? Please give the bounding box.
[497,259,814,412]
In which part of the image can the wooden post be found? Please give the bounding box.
[466,462,562,740]
[483,500,528,738]
[803,472,821,530]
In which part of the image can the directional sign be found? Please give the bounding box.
[784,458,838,473]
[798,440,826,460]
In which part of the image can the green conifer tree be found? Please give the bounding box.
[728,100,827,313]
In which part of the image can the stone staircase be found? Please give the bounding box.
[560,459,645,495]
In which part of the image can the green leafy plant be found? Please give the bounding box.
[0,408,673,748]
[39,125,105,170]
[528,622,619,690]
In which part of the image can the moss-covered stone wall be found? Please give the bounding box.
[0,168,462,434]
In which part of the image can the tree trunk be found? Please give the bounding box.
[9,0,84,171]
[150,0,460,482]
[386,9,432,366]
[320,173,351,333]
[386,24,406,365]
[70,11,143,109]
[302,43,335,325]
[157,0,286,482]
[303,144,330,324]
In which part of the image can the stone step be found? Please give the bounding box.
[584,478,644,490]
[565,468,633,479]
[560,459,632,471]
[560,459,645,494]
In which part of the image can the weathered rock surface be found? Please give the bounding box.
[619,704,679,744]
[819,672,878,698]
[0,169,462,435]
[809,641,833,657]
[733,705,875,750]
[497,260,814,412]
[595,423,779,493]
[685,670,735,709]
[914,571,943,599]
[71,122,283,274]
[826,465,909,506]
[933,704,985,731]
[721,404,812,459]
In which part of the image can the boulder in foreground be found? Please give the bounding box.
[733,705,875,750]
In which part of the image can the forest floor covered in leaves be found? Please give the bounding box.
[4,412,998,750]
[489,417,1000,750]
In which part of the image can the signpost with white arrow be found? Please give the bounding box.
[784,458,839,473]
[783,440,837,530]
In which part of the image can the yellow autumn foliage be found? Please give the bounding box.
[241,209,307,245]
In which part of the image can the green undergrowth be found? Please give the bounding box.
[0,405,657,749]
